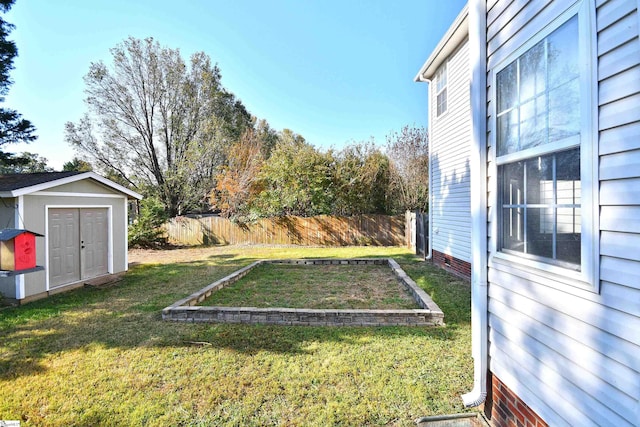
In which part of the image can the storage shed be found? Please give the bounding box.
[0,171,142,304]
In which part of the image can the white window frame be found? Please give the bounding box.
[489,0,599,292]
[434,62,448,117]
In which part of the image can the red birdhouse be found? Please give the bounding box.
[0,229,43,271]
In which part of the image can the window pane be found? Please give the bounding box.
[555,148,581,265]
[496,15,580,157]
[500,148,581,267]
[437,88,447,116]
[519,41,546,102]
[527,207,554,258]
[557,207,581,265]
[497,61,518,113]
[525,155,553,205]
[501,162,524,252]
[503,207,524,252]
[549,79,580,143]
[558,207,581,234]
[556,148,581,204]
[436,64,447,92]
[497,109,519,156]
[520,94,547,150]
[548,16,579,89]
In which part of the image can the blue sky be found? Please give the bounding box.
[4,0,466,169]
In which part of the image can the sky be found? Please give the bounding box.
[4,0,466,170]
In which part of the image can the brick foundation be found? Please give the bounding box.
[484,373,547,427]
[432,249,471,280]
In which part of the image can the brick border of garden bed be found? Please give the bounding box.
[161,258,445,326]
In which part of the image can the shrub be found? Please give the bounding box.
[128,197,168,248]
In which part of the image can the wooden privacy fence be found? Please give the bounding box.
[163,214,405,247]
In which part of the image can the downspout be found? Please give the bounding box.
[416,75,432,260]
[462,0,489,408]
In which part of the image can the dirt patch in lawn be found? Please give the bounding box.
[128,246,233,265]
[199,263,419,309]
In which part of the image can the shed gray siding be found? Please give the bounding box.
[0,198,16,298]
[430,39,472,263]
[485,0,639,426]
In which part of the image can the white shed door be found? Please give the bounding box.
[49,208,108,288]
[49,209,81,287]
[80,209,108,280]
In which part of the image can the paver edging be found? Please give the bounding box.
[162,258,445,326]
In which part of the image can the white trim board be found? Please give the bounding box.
[31,191,128,199]
[15,195,25,299]
[0,172,142,200]
[415,4,469,80]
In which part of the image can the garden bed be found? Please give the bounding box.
[162,258,444,326]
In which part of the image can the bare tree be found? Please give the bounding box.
[386,125,429,212]
[65,37,251,216]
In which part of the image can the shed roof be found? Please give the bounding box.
[0,171,83,191]
[0,171,143,199]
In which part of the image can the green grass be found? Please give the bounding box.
[199,263,418,309]
[0,246,473,426]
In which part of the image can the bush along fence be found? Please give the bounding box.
[162,214,405,247]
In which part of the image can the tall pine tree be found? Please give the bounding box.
[0,0,36,168]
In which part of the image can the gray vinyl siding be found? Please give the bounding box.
[39,179,122,195]
[0,198,16,298]
[485,0,640,426]
[430,39,472,263]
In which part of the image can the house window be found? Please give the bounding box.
[435,63,447,116]
[501,147,581,267]
[495,3,596,284]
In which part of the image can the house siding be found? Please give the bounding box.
[485,0,640,426]
[430,38,472,266]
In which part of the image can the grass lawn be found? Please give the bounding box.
[199,263,419,309]
[0,245,473,426]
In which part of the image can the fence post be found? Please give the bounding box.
[405,210,416,251]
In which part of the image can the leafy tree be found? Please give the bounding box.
[65,37,251,216]
[0,0,36,168]
[210,128,265,220]
[253,118,279,159]
[333,141,391,215]
[252,130,335,217]
[128,196,168,248]
[62,157,93,172]
[0,151,52,173]
[386,125,429,212]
